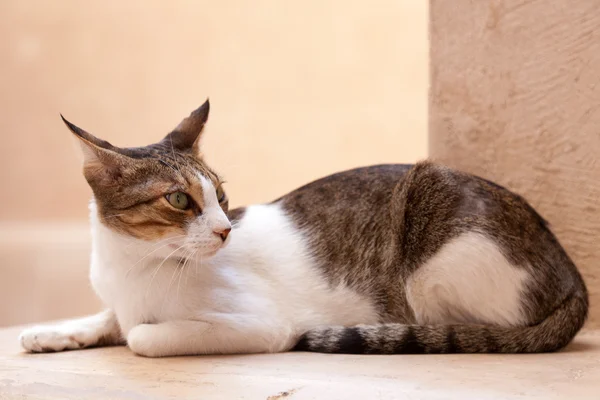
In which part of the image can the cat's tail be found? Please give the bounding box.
[293,291,588,354]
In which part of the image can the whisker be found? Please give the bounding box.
[125,236,186,276]
[169,137,184,179]
[158,158,180,175]
[177,247,198,304]
[176,253,188,304]
[145,243,187,297]
[184,249,198,289]
[159,247,193,315]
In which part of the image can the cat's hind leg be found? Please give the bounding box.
[19,309,123,353]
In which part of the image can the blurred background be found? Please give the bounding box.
[0,1,428,326]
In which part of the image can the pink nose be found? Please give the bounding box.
[214,227,231,242]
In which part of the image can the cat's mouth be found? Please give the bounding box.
[167,243,223,258]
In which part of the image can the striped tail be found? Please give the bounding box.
[293,291,588,354]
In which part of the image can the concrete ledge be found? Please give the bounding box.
[0,223,101,327]
[1,325,598,399]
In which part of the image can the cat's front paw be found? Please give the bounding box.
[19,326,85,353]
[127,324,162,357]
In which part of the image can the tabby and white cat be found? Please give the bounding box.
[19,101,587,356]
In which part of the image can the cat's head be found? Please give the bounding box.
[62,99,232,258]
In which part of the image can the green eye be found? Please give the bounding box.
[216,186,226,203]
[166,192,190,210]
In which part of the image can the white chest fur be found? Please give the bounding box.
[89,202,379,351]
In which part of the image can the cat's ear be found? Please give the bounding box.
[61,115,130,183]
[161,98,210,154]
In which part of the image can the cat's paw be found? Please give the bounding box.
[19,325,86,353]
[127,324,162,357]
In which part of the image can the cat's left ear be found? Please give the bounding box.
[161,99,210,154]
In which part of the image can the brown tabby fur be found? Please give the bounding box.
[287,162,588,353]
[62,101,229,241]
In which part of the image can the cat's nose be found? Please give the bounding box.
[214,227,231,242]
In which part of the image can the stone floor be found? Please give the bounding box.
[0,326,598,399]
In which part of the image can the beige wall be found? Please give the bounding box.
[0,1,428,222]
[430,1,600,327]
[0,1,428,325]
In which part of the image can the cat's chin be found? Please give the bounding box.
[192,246,224,259]
[202,249,220,258]
[195,238,231,259]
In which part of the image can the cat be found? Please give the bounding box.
[19,100,588,356]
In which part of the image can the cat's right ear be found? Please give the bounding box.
[160,99,210,155]
[61,115,129,183]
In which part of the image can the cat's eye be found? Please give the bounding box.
[166,192,190,210]
[216,185,226,203]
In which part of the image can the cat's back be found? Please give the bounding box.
[277,163,413,209]
[274,164,413,241]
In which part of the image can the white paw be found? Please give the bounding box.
[127,324,161,357]
[19,324,102,353]
[19,326,83,353]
